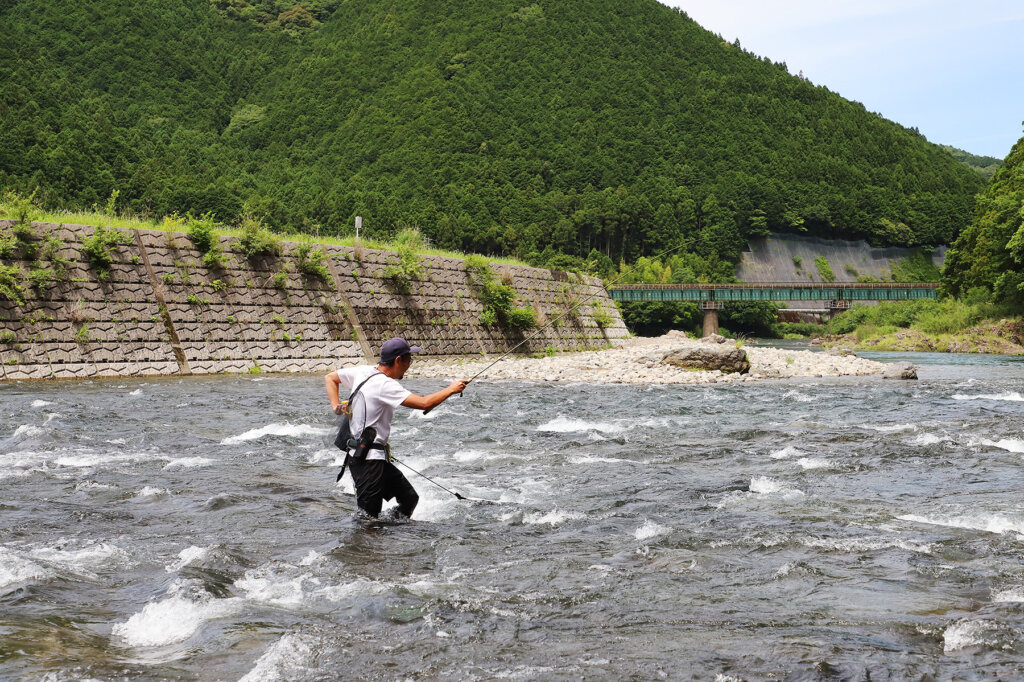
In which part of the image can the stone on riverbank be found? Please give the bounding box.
[662,345,750,374]
[883,362,918,380]
[408,331,887,386]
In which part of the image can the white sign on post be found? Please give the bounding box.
[355,215,362,239]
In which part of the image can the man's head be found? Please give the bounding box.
[379,337,421,377]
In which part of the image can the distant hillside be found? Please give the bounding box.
[0,0,984,266]
[943,135,1024,305]
[940,145,1003,181]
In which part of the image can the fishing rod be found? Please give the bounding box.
[367,238,699,503]
[452,237,699,391]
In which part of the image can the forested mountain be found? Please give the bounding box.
[943,134,1024,305]
[940,145,1003,181]
[0,0,984,268]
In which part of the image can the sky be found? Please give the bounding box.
[662,0,1024,159]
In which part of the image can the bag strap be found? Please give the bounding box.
[349,370,383,401]
[335,371,384,482]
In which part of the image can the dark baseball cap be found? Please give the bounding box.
[380,337,421,363]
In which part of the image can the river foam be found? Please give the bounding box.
[899,512,1024,535]
[952,391,1024,402]
[536,416,625,434]
[0,547,53,594]
[943,619,1003,653]
[770,446,803,459]
[113,580,242,648]
[749,476,805,498]
[982,438,1024,453]
[634,520,671,541]
[221,422,327,445]
[239,633,318,682]
[993,586,1024,603]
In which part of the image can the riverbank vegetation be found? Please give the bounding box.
[943,134,1024,310]
[0,194,528,267]
[820,298,1023,354]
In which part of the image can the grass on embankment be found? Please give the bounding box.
[820,297,1024,355]
[0,193,528,267]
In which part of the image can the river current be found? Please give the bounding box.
[2,350,1024,680]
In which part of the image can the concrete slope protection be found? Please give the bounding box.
[737,234,944,282]
[734,233,945,317]
[0,221,627,380]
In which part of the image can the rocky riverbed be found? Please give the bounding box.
[409,332,888,385]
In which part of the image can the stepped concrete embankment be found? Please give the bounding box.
[410,332,887,385]
[0,221,627,380]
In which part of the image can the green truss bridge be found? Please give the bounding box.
[607,282,939,336]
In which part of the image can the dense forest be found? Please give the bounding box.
[940,145,1004,181]
[0,0,984,269]
[943,133,1024,307]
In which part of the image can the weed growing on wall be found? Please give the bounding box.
[558,285,582,325]
[890,250,941,282]
[27,266,58,292]
[0,264,25,305]
[0,218,70,297]
[292,243,332,285]
[187,213,230,270]
[382,228,424,294]
[465,255,536,329]
[0,230,17,259]
[592,302,614,329]
[273,269,289,289]
[81,225,129,282]
[237,213,281,261]
[815,256,835,282]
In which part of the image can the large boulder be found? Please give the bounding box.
[882,361,918,380]
[662,345,750,374]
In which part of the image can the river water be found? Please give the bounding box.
[2,350,1024,680]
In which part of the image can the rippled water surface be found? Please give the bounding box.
[3,352,1024,680]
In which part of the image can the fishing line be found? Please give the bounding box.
[388,453,495,503]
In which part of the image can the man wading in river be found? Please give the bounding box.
[325,337,467,519]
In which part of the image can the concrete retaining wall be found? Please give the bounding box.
[0,221,627,380]
[737,233,946,314]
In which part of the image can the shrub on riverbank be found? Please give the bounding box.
[825,297,1020,352]
[828,298,1004,337]
[776,322,827,339]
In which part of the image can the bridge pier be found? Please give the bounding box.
[699,301,722,337]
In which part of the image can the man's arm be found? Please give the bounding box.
[325,371,345,415]
[401,380,468,411]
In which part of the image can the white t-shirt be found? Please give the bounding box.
[336,365,411,460]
